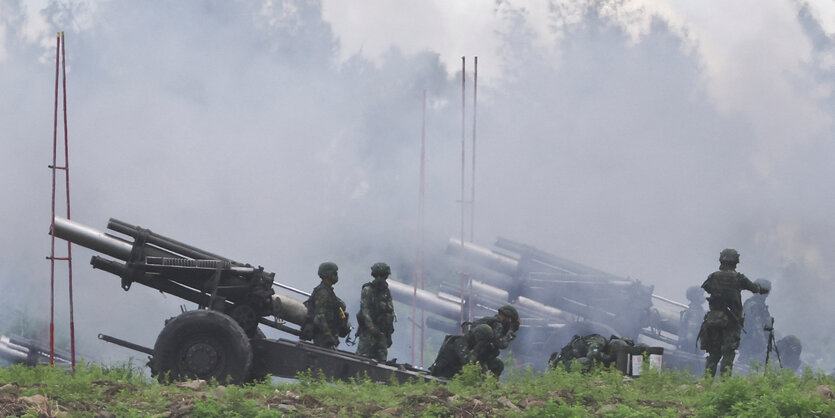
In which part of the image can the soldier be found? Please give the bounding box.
[356,262,395,362]
[678,286,706,353]
[429,324,498,379]
[699,249,769,377]
[471,305,521,352]
[776,335,803,373]
[738,279,773,365]
[303,262,351,349]
[549,333,610,372]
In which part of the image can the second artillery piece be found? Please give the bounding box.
[389,237,704,371]
[50,217,440,384]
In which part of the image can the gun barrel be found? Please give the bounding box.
[446,238,519,276]
[51,217,134,260]
[387,280,461,320]
[54,217,309,329]
[107,218,242,264]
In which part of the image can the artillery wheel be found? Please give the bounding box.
[152,310,252,384]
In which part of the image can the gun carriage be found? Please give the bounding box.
[50,217,439,384]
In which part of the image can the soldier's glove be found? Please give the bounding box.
[511,319,521,332]
[760,288,770,295]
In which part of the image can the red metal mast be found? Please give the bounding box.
[49,31,76,371]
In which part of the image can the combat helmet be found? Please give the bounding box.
[685,286,704,303]
[370,262,391,277]
[498,305,519,322]
[719,248,740,264]
[754,278,771,292]
[318,262,338,279]
[470,324,494,341]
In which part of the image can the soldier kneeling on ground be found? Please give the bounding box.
[429,324,502,379]
[549,334,637,372]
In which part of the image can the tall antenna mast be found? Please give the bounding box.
[412,90,427,366]
[48,32,76,371]
[470,57,478,243]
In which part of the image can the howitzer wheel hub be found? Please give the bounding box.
[182,342,220,376]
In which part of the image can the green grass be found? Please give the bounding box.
[0,362,833,416]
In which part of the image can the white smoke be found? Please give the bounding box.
[1,0,834,372]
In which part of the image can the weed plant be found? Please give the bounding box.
[0,361,833,416]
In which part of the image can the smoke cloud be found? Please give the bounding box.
[1,0,833,372]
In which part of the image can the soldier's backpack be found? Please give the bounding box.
[702,310,729,329]
[299,291,316,341]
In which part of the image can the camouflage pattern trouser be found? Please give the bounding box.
[357,331,389,362]
[312,331,339,349]
[701,324,741,377]
[480,357,504,378]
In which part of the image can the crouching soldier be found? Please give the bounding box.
[356,262,395,362]
[549,333,609,372]
[429,324,499,378]
[472,305,520,352]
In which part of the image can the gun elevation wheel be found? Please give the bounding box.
[152,309,252,384]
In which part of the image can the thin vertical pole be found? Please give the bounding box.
[61,32,76,372]
[459,57,467,326]
[413,89,427,367]
[49,32,60,366]
[48,32,75,371]
[470,57,477,243]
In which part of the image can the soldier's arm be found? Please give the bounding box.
[493,323,513,349]
[739,273,768,294]
[358,286,376,331]
[701,274,714,294]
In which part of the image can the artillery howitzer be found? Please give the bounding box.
[0,335,74,367]
[390,237,704,371]
[51,217,439,384]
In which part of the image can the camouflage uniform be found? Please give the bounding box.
[699,249,768,377]
[776,335,802,372]
[677,286,706,353]
[429,334,471,378]
[549,333,611,372]
[737,280,772,365]
[356,263,395,362]
[469,305,519,377]
[429,324,499,378]
[304,262,350,349]
[471,305,519,351]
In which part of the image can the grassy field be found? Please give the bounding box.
[0,361,833,417]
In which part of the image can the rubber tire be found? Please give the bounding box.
[152,310,252,384]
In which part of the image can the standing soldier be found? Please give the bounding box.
[677,286,706,353]
[356,262,395,362]
[699,249,769,377]
[303,262,351,349]
[738,279,773,365]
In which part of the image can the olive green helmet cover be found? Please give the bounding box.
[719,248,740,264]
[498,305,519,321]
[371,262,391,277]
[318,261,338,279]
